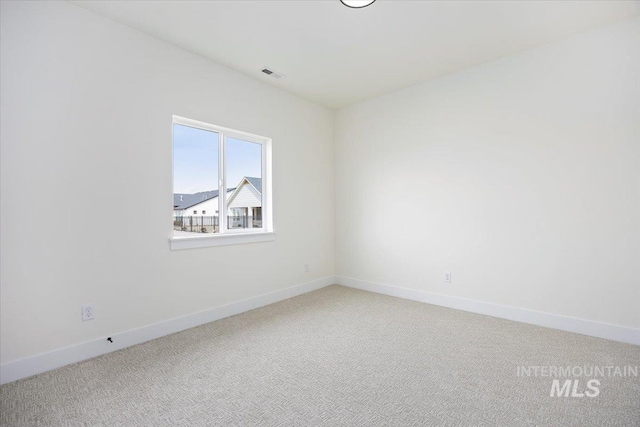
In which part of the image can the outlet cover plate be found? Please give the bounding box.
[82,304,95,321]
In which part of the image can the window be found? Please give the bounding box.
[171,115,273,249]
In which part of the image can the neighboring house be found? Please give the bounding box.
[227,177,262,229]
[173,190,230,233]
[173,190,228,218]
[173,176,262,231]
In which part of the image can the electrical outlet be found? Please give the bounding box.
[82,304,95,321]
[304,264,310,273]
[443,272,452,283]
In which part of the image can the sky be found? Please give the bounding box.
[173,124,262,194]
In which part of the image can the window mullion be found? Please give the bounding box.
[219,132,226,235]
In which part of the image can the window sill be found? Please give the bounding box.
[169,232,276,250]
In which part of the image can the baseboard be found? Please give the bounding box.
[0,276,335,385]
[336,276,640,346]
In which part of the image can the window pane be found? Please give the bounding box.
[226,137,262,230]
[173,124,220,235]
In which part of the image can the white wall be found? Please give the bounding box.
[2,0,638,372]
[335,17,640,330]
[0,1,334,364]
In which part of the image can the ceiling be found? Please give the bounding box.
[73,0,640,109]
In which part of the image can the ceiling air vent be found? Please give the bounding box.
[261,68,284,79]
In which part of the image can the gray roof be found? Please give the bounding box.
[173,177,262,210]
[245,177,262,193]
[173,190,224,210]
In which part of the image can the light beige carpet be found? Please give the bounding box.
[1,285,639,426]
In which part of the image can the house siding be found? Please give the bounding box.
[229,184,261,209]
[174,197,219,217]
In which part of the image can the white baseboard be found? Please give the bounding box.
[0,276,335,385]
[336,276,640,346]
[4,275,636,385]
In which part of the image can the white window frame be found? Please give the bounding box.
[170,115,274,250]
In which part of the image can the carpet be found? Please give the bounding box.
[1,285,639,426]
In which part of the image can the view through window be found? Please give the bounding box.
[172,117,268,237]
